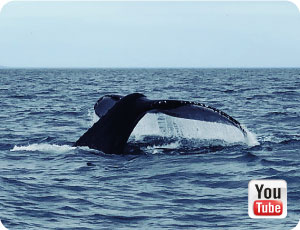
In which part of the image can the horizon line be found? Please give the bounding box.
[1,66,300,69]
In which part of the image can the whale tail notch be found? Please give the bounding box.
[75,93,247,154]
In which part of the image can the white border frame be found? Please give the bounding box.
[0,0,300,13]
[0,0,299,229]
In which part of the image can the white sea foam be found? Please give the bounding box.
[131,113,259,146]
[10,143,75,154]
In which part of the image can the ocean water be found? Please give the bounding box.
[0,68,299,229]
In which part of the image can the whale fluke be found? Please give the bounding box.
[75,93,247,154]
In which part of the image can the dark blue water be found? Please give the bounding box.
[0,68,299,229]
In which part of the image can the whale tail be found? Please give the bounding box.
[75,93,247,154]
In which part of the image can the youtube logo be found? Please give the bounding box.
[248,180,287,218]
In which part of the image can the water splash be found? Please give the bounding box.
[87,109,99,126]
[11,143,75,154]
[131,113,259,146]
[243,126,260,147]
[146,141,181,154]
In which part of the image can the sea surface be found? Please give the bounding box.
[0,68,299,230]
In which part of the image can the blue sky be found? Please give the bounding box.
[0,1,300,68]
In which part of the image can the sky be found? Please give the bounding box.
[0,1,300,68]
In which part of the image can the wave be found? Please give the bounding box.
[10,143,75,154]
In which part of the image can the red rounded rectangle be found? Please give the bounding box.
[253,200,283,216]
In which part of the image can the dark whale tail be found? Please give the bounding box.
[75,93,247,154]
